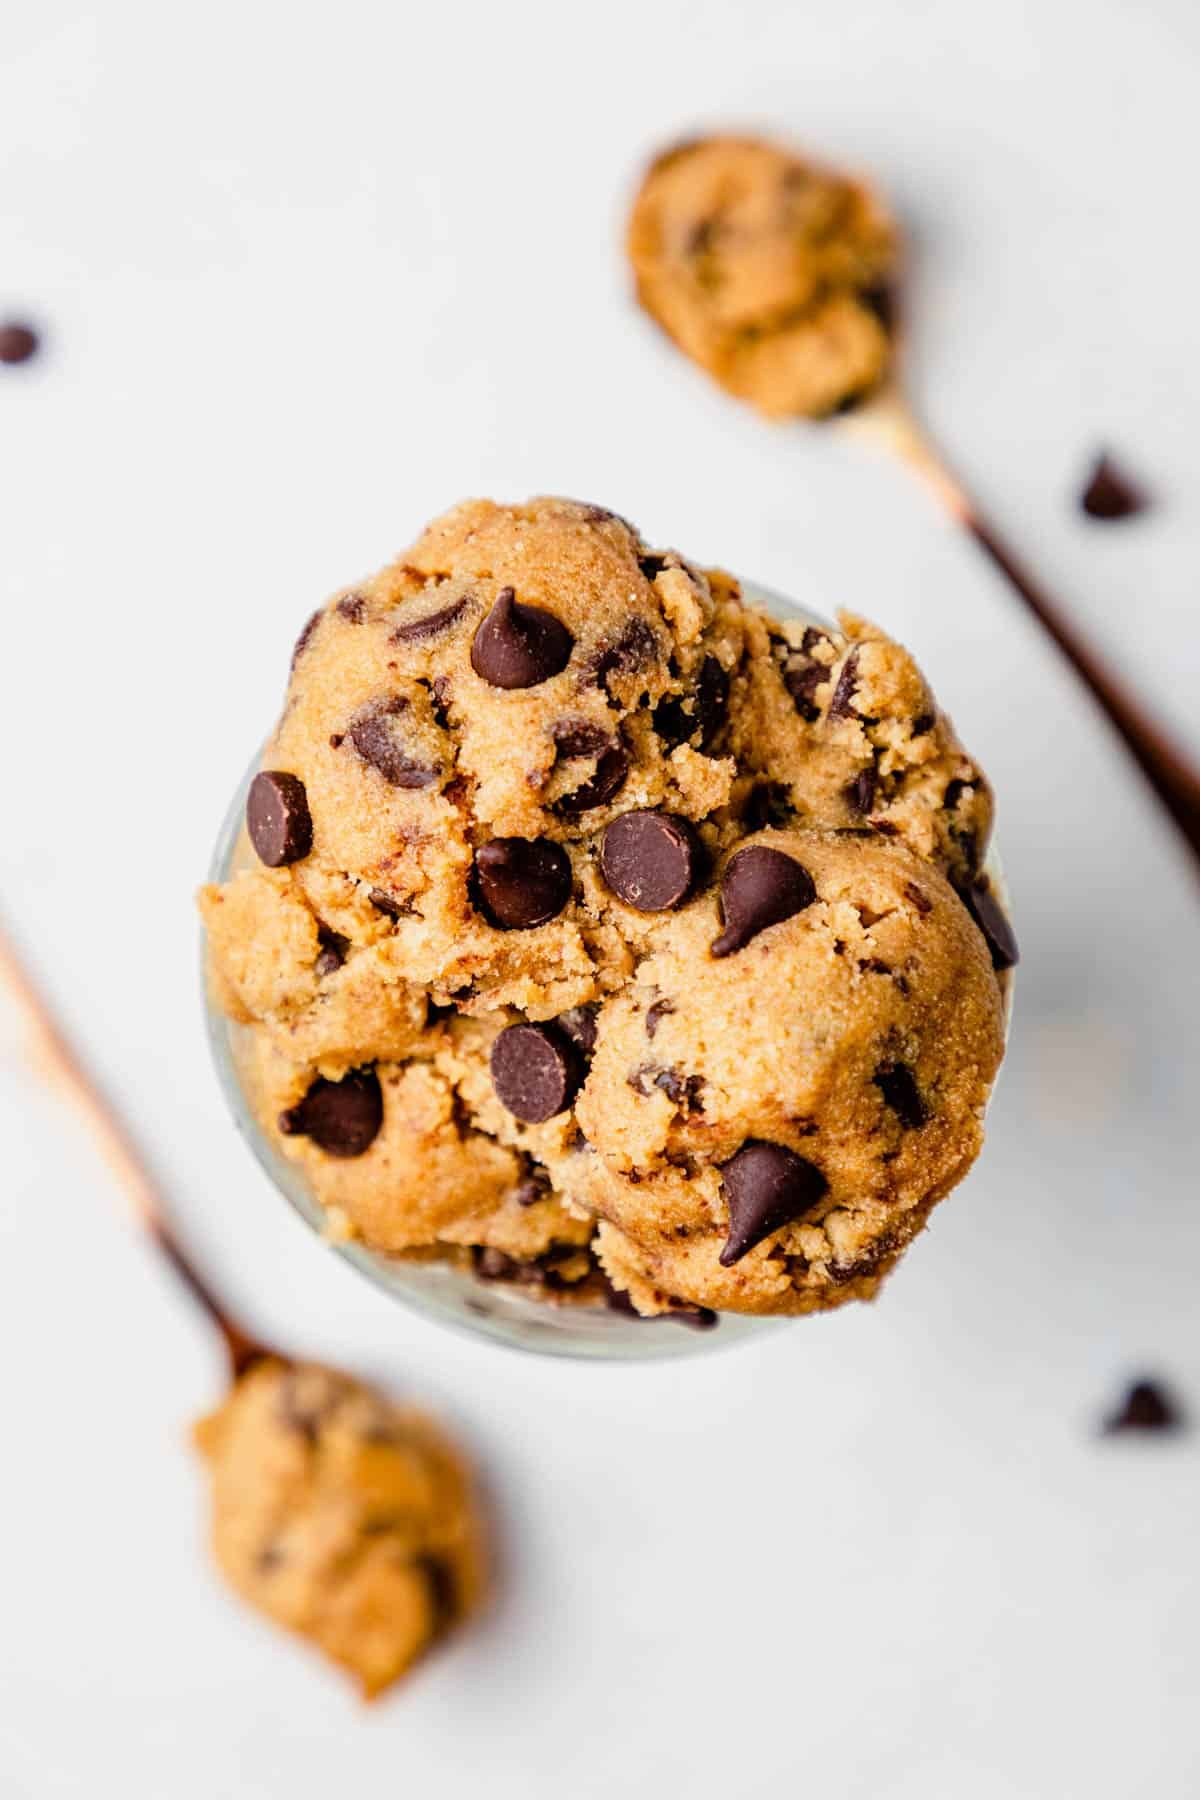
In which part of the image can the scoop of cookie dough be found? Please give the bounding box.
[200,495,1008,1318]
[193,1358,484,1697]
[627,134,898,418]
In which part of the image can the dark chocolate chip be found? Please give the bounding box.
[711,846,816,957]
[513,1163,553,1207]
[638,553,670,581]
[601,810,699,912]
[278,1068,383,1156]
[391,597,468,643]
[290,610,322,672]
[654,655,730,749]
[336,592,366,622]
[474,837,572,930]
[470,586,573,689]
[718,1140,828,1265]
[958,878,1019,971]
[328,733,344,748]
[783,660,827,723]
[349,697,439,788]
[846,767,877,813]
[490,1023,580,1123]
[429,674,452,726]
[553,745,629,815]
[874,1062,929,1129]
[554,1004,598,1057]
[904,882,933,916]
[1102,1378,1185,1435]
[742,782,794,832]
[629,1065,704,1111]
[0,321,39,365]
[1080,454,1149,522]
[645,997,674,1039]
[552,719,614,760]
[368,887,409,920]
[314,924,349,976]
[588,618,660,694]
[911,711,935,736]
[247,771,313,867]
[828,649,861,719]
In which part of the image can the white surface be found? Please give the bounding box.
[2,1,1199,1794]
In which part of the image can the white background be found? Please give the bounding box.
[2,1,1199,1794]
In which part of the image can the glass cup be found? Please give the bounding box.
[204,580,1011,1359]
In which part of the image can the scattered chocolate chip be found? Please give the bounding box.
[553,745,629,815]
[846,767,877,813]
[349,697,439,788]
[554,1004,598,1058]
[290,610,322,672]
[314,924,349,976]
[391,597,468,643]
[368,887,409,920]
[1102,1377,1185,1435]
[588,618,660,694]
[718,1140,828,1265]
[601,810,699,912]
[246,771,313,867]
[1080,453,1150,522]
[471,586,573,689]
[552,719,613,760]
[336,592,366,622]
[490,1023,580,1123]
[0,321,39,365]
[711,846,816,957]
[958,878,1019,971]
[874,1062,929,1129]
[828,649,861,719]
[645,997,675,1039]
[474,837,572,930]
[278,1068,383,1156]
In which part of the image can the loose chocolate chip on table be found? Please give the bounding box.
[645,997,675,1039]
[470,586,574,689]
[588,618,660,694]
[552,719,614,760]
[958,878,1019,971]
[601,810,699,912]
[1102,1377,1185,1435]
[247,771,313,867]
[846,767,877,814]
[719,1139,828,1265]
[474,837,572,930]
[0,321,39,365]
[336,592,366,622]
[1080,453,1149,522]
[391,597,468,643]
[553,745,629,816]
[554,1004,598,1057]
[290,609,322,671]
[711,845,816,957]
[490,1023,581,1123]
[314,924,349,977]
[278,1068,383,1157]
[828,649,861,719]
[874,1061,929,1129]
[349,697,439,788]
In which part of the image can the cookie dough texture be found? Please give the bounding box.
[193,1358,484,1697]
[200,495,1005,1320]
[627,134,898,418]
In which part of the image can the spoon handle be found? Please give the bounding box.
[0,917,262,1373]
[843,392,1200,872]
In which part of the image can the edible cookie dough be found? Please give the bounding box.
[193,1358,484,1696]
[627,134,898,418]
[200,495,1012,1320]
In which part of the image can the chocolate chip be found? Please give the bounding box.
[278,1068,383,1156]
[1080,453,1149,521]
[336,592,366,622]
[846,767,876,813]
[588,618,660,694]
[474,837,572,930]
[0,321,39,365]
[490,1023,580,1123]
[911,711,935,736]
[743,782,793,832]
[553,745,629,816]
[470,586,573,689]
[349,697,439,788]
[391,597,468,643]
[638,554,670,581]
[904,882,932,917]
[874,1062,929,1129]
[554,1004,598,1057]
[645,997,674,1039]
[247,771,313,867]
[290,610,322,672]
[718,1140,828,1265]
[629,1065,704,1111]
[368,887,409,920]
[601,811,699,912]
[654,656,730,749]
[513,1163,553,1207]
[958,878,1019,971]
[1102,1378,1185,1435]
[828,649,861,719]
[314,924,349,976]
[473,1246,526,1281]
[783,660,827,723]
[552,719,613,759]
[711,846,816,957]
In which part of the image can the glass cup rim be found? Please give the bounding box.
[203,577,1012,1361]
